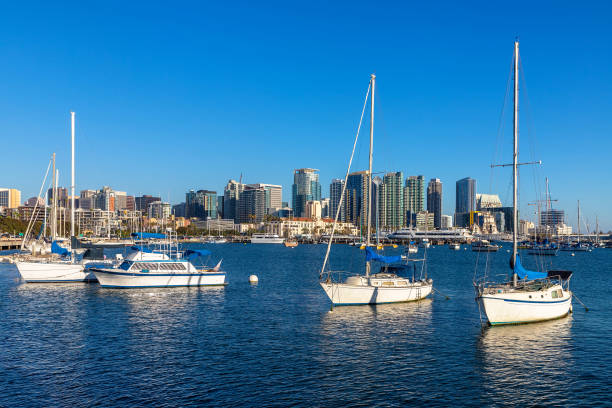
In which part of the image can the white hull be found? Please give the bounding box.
[15,261,94,283]
[479,286,572,325]
[250,237,284,244]
[93,269,227,288]
[320,280,432,305]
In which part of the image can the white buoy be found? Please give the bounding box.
[571,253,575,257]
[249,275,259,284]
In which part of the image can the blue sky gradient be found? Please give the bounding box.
[1,1,610,230]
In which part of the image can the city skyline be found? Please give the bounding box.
[1,2,610,229]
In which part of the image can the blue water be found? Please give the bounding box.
[1,244,610,407]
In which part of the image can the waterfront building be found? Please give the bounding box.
[415,211,434,231]
[441,214,453,229]
[378,172,404,229]
[489,207,514,233]
[494,212,505,233]
[329,178,346,222]
[0,188,21,209]
[476,194,502,210]
[519,219,535,236]
[237,186,266,223]
[223,179,245,221]
[186,190,217,219]
[427,178,443,229]
[265,217,359,238]
[292,168,321,218]
[135,195,161,212]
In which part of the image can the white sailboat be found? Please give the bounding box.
[16,112,95,283]
[474,41,572,325]
[319,74,433,306]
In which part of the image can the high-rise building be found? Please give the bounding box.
[455,177,476,227]
[237,186,266,223]
[172,202,186,217]
[415,211,434,231]
[345,171,369,227]
[292,168,321,218]
[441,214,453,229]
[135,195,161,212]
[47,187,68,207]
[320,198,330,218]
[223,179,245,221]
[247,183,282,215]
[79,190,97,210]
[148,201,171,219]
[476,194,502,210]
[404,175,424,226]
[540,209,565,226]
[305,200,322,219]
[427,178,443,229]
[94,186,115,211]
[114,191,128,211]
[378,172,404,229]
[329,179,346,222]
[126,196,135,211]
[185,190,217,219]
[455,177,476,213]
[0,188,21,209]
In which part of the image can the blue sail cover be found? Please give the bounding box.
[184,249,211,258]
[513,254,547,280]
[365,246,402,264]
[51,241,70,256]
[131,232,167,239]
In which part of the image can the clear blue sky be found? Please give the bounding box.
[1,1,610,230]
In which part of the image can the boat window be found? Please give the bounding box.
[119,261,131,271]
[551,291,558,299]
[382,281,395,287]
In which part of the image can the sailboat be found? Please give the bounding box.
[474,41,572,325]
[319,74,433,306]
[16,112,95,282]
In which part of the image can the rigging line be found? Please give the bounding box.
[490,52,515,194]
[320,80,371,280]
[22,158,53,251]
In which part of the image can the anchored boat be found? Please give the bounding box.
[474,41,572,325]
[318,74,432,306]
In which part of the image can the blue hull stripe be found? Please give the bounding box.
[91,269,225,277]
[25,280,96,283]
[481,296,571,304]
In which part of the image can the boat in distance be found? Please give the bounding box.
[388,228,473,241]
[250,234,285,244]
[91,246,226,288]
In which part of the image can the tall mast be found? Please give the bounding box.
[366,73,375,277]
[52,152,57,241]
[512,40,519,283]
[70,112,75,238]
[577,200,581,244]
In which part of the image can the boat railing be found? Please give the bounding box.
[474,274,570,296]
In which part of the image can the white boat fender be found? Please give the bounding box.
[249,275,258,284]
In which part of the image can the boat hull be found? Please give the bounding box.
[15,262,95,283]
[479,288,572,325]
[320,281,432,305]
[92,268,227,288]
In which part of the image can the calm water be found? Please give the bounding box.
[1,244,610,407]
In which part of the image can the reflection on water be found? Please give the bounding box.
[476,317,573,406]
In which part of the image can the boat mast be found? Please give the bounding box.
[366,73,375,277]
[52,152,57,241]
[70,112,76,239]
[512,41,519,285]
[577,200,581,245]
